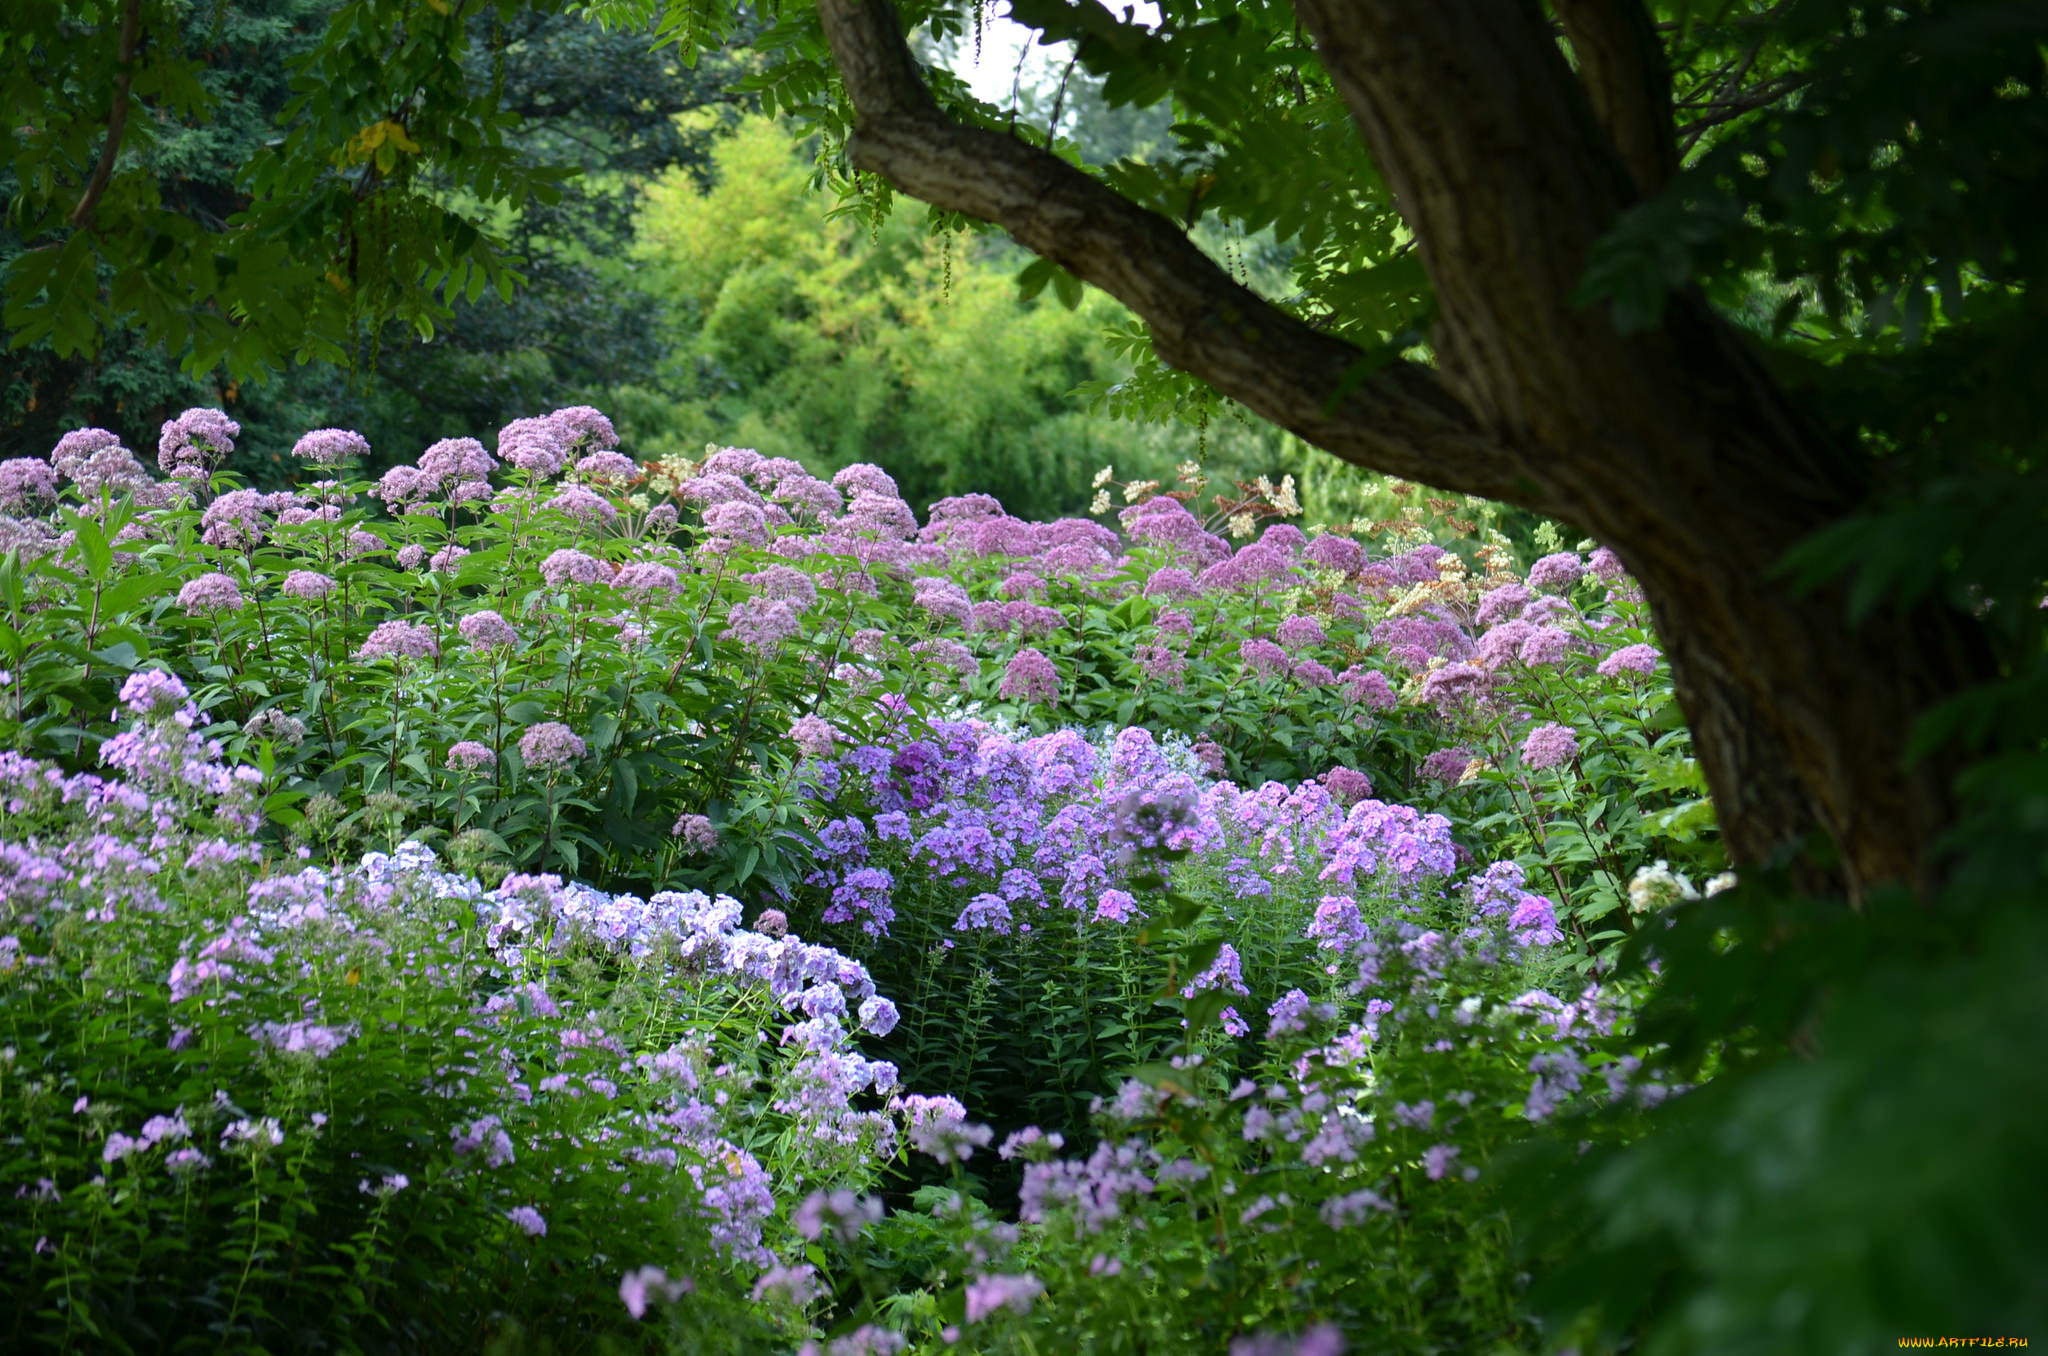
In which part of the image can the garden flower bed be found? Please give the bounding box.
[0,408,1712,1352]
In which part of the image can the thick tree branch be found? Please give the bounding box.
[1552,0,1678,196]
[813,0,1532,506]
[71,0,143,229]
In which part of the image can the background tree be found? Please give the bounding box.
[2,0,741,472]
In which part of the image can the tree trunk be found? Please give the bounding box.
[813,0,1995,899]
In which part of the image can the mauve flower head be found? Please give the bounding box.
[1292,659,1336,687]
[158,408,239,476]
[1474,582,1531,628]
[291,428,369,467]
[998,648,1060,703]
[831,463,899,500]
[722,597,800,655]
[1135,643,1186,688]
[1322,766,1373,806]
[50,428,125,481]
[1419,746,1481,786]
[500,417,569,476]
[356,620,438,663]
[447,741,496,772]
[1518,625,1574,667]
[1228,1323,1347,1356]
[673,814,719,852]
[1418,661,1491,713]
[644,502,680,533]
[842,491,918,541]
[459,610,518,651]
[790,715,839,760]
[506,1205,547,1237]
[1474,619,1536,669]
[520,721,586,771]
[281,570,335,601]
[702,500,769,547]
[1240,638,1288,676]
[742,564,817,609]
[395,544,427,571]
[1302,533,1362,573]
[1339,665,1397,710]
[1192,739,1227,776]
[178,572,244,615]
[1527,551,1584,593]
[1276,615,1327,651]
[540,548,610,587]
[613,561,679,595]
[549,405,619,451]
[1588,545,1628,583]
[548,485,617,524]
[373,465,426,507]
[1597,642,1660,678]
[200,488,270,549]
[417,437,496,489]
[346,529,386,559]
[0,458,58,509]
[1144,567,1198,599]
[575,450,638,486]
[1520,721,1579,771]
[754,907,789,937]
[965,1273,1044,1324]
[429,544,468,573]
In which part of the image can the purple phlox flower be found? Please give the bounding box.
[1318,1188,1393,1230]
[1597,642,1660,677]
[793,1187,884,1244]
[1424,1143,1463,1180]
[520,721,587,772]
[619,1265,692,1320]
[452,1114,516,1167]
[1093,888,1139,924]
[1519,722,1579,772]
[1183,942,1249,999]
[954,892,1014,936]
[998,1126,1067,1161]
[891,1093,993,1164]
[506,1205,547,1237]
[857,994,899,1037]
[120,669,192,720]
[1508,894,1565,947]
[753,1262,822,1306]
[964,1273,1044,1323]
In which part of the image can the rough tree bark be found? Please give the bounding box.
[814,0,1991,900]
